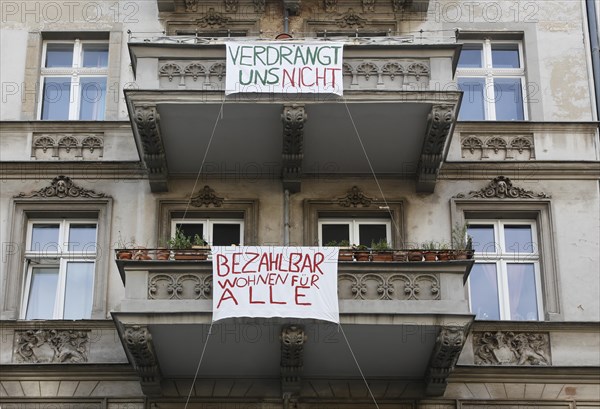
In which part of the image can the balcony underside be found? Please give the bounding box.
[113,258,474,399]
[125,90,461,193]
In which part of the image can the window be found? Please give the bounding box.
[467,220,542,321]
[172,219,244,246]
[318,218,391,246]
[22,219,97,319]
[39,39,108,120]
[457,39,526,120]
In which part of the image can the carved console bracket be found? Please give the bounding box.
[134,106,169,192]
[281,105,307,193]
[14,175,107,199]
[416,104,455,193]
[425,324,471,396]
[281,325,307,405]
[118,323,162,396]
[454,176,550,199]
[283,0,301,15]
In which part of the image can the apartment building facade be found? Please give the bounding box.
[1,0,599,408]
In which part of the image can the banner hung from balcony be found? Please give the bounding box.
[225,42,344,95]
[212,246,340,323]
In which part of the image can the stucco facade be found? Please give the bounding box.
[1,0,599,408]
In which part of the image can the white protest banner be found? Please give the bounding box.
[225,42,344,95]
[212,246,339,323]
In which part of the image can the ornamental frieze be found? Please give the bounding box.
[461,134,535,160]
[473,331,551,365]
[32,133,104,160]
[454,176,550,199]
[14,329,89,363]
[14,176,106,199]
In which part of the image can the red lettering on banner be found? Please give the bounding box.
[270,285,286,304]
[217,288,238,308]
[295,286,311,306]
[249,287,265,304]
[216,254,230,277]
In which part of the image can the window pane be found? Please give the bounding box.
[458,44,483,68]
[45,43,73,67]
[26,267,59,319]
[467,224,496,254]
[492,44,520,68]
[322,224,350,245]
[213,223,241,246]
[68,224,97,252]
[79,77,106,120]
[175,223,204,242]
[494,78,524,120]
[470,263,500,320]
[63,262,94,319]
[507,263,538,320]
[458,78,486,120]
[82,43,109,67]
[41,78,71,120]
[31,223,60,252]
[504,225,534,253]
[358,224,387,247]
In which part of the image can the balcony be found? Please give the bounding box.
[124,36,462,193]
[112,251,474,400]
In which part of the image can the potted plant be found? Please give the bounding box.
[407,243,423,261]
[325,239,353,261]
[436,242,454,261]
[156,239,171,260]
[115,232,133,260]
[451,222,474,260]
[353,244,370,261]
[371,239,393,261]
[422,241,438,261]
[168,229,209,260]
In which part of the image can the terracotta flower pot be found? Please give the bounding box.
[408,250,423,261]
[423,251,437,261]
[116,250,132,260]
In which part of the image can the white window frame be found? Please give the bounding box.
[21,219,97,320]
[467,219,544,321]
[171,218,245,246]
[38,39,109,120]
[318,218,392,246]
[457,39,528,120]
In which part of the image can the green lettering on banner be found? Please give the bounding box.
[240,46,253,66]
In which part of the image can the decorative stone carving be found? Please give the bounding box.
[149,273,212,299]
[209,62,227,81]
[338,273,440,300]
[337,185,373,207]
[224,0,238,12]
[14,175,106,199]
[198,8,230,28]
[134,106,168,192]
[185,0,199,12]
[473,331,551,366]
[122,324,162,396]
[357,62,378,80]
[281,325,307,401]
[454,176,550,199]
[425,325,470,396]
[32,133,104,159]
[184,62,207,81]
[159,63,182,82]
[283,0,301,15]
[281,104,307,192]
[190,185,224,207]
[253,0,266,12]
[362,0,376,12]
[336,8,366,28]
[14,329,89,363]
[344,58,429,89]
[324,0,337,12]
[391,0,410,12]
[417,104,455,192]
[460,134,535,160]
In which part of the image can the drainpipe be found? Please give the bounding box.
[284,189,290,245]
[283,6,289,34]
[585,0,600,120]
